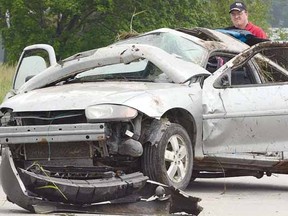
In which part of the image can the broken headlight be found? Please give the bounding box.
[85,104,138,122]
[0,108,14,126]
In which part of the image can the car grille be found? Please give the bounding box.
[13,110,87,126]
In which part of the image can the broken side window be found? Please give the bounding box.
[253,53,288,83]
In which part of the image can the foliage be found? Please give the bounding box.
[0,0,119,62]
[0,64,14,102]
[270,28,288,41]
[0,0,272,63]
[270,0,288,27]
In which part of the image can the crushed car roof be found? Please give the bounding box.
[17,43,210,93]
[17,27,250,94]
[116,27,249,53]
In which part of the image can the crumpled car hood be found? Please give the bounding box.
[2,83,150,111]
[1,82,199,117]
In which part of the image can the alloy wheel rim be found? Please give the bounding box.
[164,134,189,183]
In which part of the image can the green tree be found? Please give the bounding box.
[0,0,271,63]
[270,0,288,27]
[0,0,120,62]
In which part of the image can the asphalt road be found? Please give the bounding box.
[1,157,288,215]
[188,174,288,216]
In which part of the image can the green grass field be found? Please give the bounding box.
[0,64,15,103]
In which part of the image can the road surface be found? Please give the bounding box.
[188,174,288,216]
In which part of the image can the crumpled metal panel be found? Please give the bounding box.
[19,168,149,204]
[1,147,203,215]
[29,180,203,215]
[17,44,209,94]
[202,41,288,159]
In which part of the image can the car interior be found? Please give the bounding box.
[206,50,288,87]
[206,54,258,86]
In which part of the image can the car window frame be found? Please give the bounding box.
[213,43,288,89]
[12,44,57,91]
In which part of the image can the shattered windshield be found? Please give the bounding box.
[74,59,171,83]
[116,32,207,65]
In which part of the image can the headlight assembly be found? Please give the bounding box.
[85,104,138,122]
[0,108,13,126]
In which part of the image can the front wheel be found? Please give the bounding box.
[142,123,193,189]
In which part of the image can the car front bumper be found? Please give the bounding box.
[0,146,202,214]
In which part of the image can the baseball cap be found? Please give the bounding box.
[229,2,247,13]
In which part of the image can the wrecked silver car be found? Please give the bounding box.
[0,27,288,213]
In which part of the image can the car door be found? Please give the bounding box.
[202,41,288,163]
[0,44,56,154]
[3,44,57,101]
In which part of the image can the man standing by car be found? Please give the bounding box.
[226,1,267,39]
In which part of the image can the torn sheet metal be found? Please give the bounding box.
[0,147,202,215]
[31,180,203,215]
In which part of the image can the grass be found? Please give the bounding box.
[0,64,15,103]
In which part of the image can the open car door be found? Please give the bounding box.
[0,44,56,153]
[3,44,57,101]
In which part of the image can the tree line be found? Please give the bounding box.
[270,0,288,27]
[0,0,272,63]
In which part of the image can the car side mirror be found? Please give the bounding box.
[221,74,230,87]
[213,68,232,88]
[25,75,34,82]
